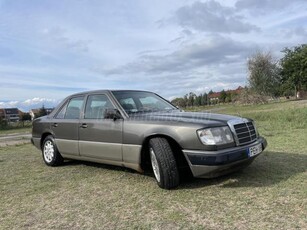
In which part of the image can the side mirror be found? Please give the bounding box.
[104,108,122,120]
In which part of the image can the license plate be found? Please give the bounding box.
[248,143,262,157]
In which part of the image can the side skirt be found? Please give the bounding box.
[60,153,144,173]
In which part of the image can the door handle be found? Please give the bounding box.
[52,123,58,127]
[80,123,88,128]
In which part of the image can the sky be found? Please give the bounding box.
[0,0,306,111]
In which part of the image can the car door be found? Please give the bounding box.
[78,94,123,161]
[51,96,85,156]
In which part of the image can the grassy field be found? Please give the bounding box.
[0,100,306,229]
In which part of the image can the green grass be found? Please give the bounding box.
[0,100,307,229]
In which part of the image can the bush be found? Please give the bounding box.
[0,117,8,129]
[234,88,268,105]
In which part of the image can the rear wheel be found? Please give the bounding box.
[149,137,180,189]
[42,135,63,166]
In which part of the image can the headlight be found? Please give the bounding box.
[197,126,234,145]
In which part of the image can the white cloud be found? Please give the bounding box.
[23,97,56,106]
[0,101,19,107]
[0,98,58,112]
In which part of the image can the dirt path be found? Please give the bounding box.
[0,133,31,147]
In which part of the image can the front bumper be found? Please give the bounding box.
[183,137,267,178]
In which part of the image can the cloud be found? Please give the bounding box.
[1,0,306,102]
[90,34,253,99]
[173,1,259,33]
[42,27,91,53]
[0,98,59,112]
[235,0,306,12]
[22,97,57,106]
[0,101,19,107]
[99,35,254,76]
[280,27,307,39]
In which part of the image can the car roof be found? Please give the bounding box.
[69,89,154,97]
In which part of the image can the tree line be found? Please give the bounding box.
[171,89,240,107]
[171,44,307,107]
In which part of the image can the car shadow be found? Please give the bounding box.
[177,151,307,189]
[59,151,306,189]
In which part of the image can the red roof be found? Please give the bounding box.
[208,92,221,98]
[208,86,243,99]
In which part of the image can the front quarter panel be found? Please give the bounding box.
[123,119,205,150]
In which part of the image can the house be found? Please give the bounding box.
[0,108,20,122]
[0,109,4,119]
[208,86,244,103]
[29,108,54,120]
[208,92,221,102]
[229,86,244,95]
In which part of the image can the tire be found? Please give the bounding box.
[42,135,63,166]
[149,137,180,189]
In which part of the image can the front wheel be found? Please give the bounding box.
[149,137,180,189]
[42,135,63,166]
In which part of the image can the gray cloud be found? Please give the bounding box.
[91,33,257,98]
[100,35,254,76]
[236,0,306,12]
[280,27,307,39]
[174,1,259,33]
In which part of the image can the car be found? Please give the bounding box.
[32,90,267,189]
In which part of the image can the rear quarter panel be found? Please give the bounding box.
[32,116,53,148]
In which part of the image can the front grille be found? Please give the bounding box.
[233,122,257,146]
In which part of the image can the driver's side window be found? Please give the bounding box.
[119,98,137,112]
[84,94,114,119]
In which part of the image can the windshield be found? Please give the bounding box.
[112,91,177,114]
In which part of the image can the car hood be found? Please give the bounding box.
[129,110,246,127]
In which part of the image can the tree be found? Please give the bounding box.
[21,113,31,121]
[20,113,32,127]
[225,92,232,103]
[194,94,202,106]
[0,116,8,129]
[247,51,282,97]
[171,97,186,108]
[187,92,196,107]
[219,90,227,103]
[201,93,208,106]
[280,44,307,99]
[183,94,188,107]
[38,105,47,117]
